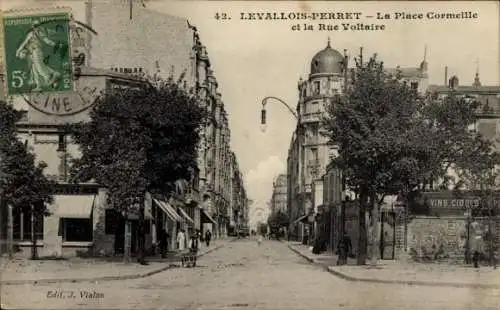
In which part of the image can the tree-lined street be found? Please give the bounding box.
[3,238,500,310]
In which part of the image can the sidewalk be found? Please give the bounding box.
[0,238,234,285]
[287,242,500,289]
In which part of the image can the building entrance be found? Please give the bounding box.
[380,211,396,260]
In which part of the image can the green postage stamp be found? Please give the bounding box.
[2,11,73,95]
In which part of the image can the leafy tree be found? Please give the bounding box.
[323,53,489,265]
[67,74,205,264]
[0,101,55,260]
[454,136,500,267]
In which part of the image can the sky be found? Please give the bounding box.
[2,0,499,228]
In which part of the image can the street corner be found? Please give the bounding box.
[286,243,323,265]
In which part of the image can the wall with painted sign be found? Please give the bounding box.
[409,191,500,216]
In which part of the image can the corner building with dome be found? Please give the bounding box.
[287,40,430,244]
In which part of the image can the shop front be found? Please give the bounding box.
[8,185,99,258]
[153,198,183,251]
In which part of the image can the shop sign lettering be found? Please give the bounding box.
[428,198,480,209]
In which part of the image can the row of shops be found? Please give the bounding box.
[0,186,218,258]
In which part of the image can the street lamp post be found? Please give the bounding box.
[259,95,306,241]
[260,96,299,132]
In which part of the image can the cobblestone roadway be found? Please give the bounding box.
[3,239,500,309]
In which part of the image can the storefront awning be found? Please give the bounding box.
[154,199,182,222]
[54,195,95,219]
[177,207,195,225]
[294,214,309,224]
[201,209,217,225]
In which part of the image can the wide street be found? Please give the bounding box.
[2,238,500,310]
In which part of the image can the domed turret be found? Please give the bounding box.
[310,38,344,75]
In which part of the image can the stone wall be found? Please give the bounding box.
[395,216,500,264]
[406,217,467,263]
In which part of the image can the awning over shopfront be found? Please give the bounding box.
[177,207,195,225]
[201,209,217,225]
[154,199,182,222]
[54,195,96,218]
[294,214,309,224]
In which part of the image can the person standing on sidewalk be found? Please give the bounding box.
[205,230,212,247]
[337,233,352,265]
[177,229,186,251]
[470,231,482,269]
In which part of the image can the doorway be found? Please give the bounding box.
[380,211,396,260]
[114,217,138,255]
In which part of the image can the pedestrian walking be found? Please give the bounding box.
[470,233,482,269]
[337,233,352,265]
[177,229,186,251]
[257,234,263,246]
[205,229,212,247]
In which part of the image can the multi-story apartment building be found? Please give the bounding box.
[319,52,500,261]
[428,71,500,149]
[270,174,287,214]
[229,153,249,234]
[91,0,249,240]
[288,40,430,243]
[0,1,248,256]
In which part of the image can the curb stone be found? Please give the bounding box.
[287,243,500,290]
[1,238,235,286]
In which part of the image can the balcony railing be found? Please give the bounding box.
[301,112,322,123]
[475,105,500,117]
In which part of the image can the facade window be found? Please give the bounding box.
[61,218,93,242]
[310,148,318,165]
[105,209,120,235]
[58,134,66,152]
[12,207,44,241]
[311,101,319,113]
[310,123,319,141]
[411,82,419,90]
[313,81,320,95]
[303,102,309,114]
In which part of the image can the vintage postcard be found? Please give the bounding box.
[0,0,499,309]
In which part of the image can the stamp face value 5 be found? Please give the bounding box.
[2,12,73,95]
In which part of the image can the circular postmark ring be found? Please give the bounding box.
[16,15,101,116]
